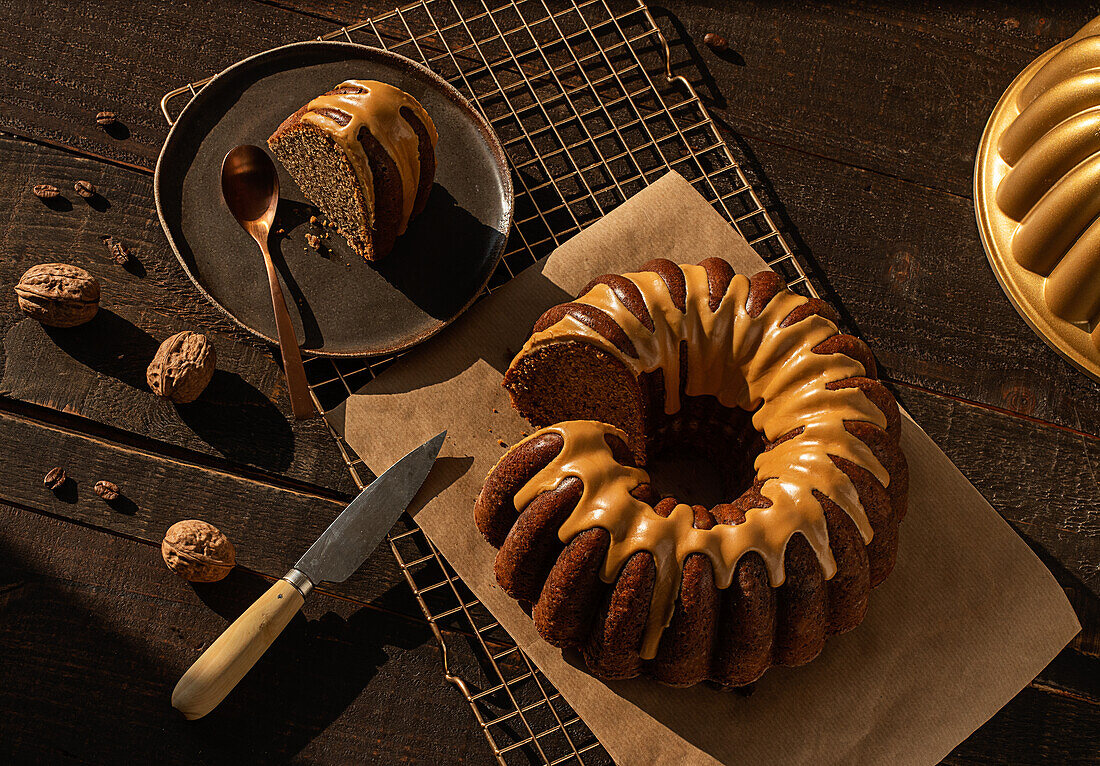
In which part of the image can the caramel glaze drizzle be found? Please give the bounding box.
[300,80,438,235]
[509,266,890,660]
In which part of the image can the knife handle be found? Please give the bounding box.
[172,575,307,720]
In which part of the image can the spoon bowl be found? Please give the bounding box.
[220,144,315,419]
[222,145,280,230]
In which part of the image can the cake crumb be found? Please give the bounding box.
[309,215,318,224]
[497,439,507,448]
[305,233,322,250]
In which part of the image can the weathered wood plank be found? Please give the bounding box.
[659,0,1089,200]
[0,1,1097,759]
[0,134,356,495]
[264,0,1100,437]
[0,404,417,613]
[736,136,1100,437]
[0,0,345,168]
[0,504,496,765]
[0,0,498,170]
[3,347,1094,634]
[263,0,1090,202]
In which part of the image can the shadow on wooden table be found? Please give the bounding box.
[38,307,297,473]
[44,308,159,392]
[0,539,436,764]
[175,369,295,472]
[184,569,437,756]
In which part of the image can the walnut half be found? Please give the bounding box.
[161,520,236,583]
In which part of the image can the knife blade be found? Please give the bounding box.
[171,429,446,720]
[294,429,447,586]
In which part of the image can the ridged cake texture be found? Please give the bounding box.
[476,259,907,687]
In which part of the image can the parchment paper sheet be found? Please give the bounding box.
[330,172,1080,765]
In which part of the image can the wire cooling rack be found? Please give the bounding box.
[161,1,818,763]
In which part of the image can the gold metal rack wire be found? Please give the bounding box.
[160,1,819,762]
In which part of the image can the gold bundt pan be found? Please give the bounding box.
[976,15,1100,383]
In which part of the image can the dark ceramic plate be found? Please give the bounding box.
[154,41,512,357]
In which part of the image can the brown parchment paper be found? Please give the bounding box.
[329,172,1080,765]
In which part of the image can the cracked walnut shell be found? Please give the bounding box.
[146,331,216,403]
[162,520,235,582]
[15,263,100,327]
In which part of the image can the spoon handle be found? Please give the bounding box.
[259,240,315,419]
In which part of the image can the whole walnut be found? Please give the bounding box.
[146,331,216,403]
[162,519,236,582]
[15,263,100,327]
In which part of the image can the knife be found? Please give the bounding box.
[171,429,447,720]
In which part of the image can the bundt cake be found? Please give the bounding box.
[475,259,908,688]
[268,79,437,261]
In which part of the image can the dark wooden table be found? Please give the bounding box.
[1,1,1097,763]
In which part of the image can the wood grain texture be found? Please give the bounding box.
[0,504,496,765]
[0,134,356,495]
[0,403,418,614]
[944,671,1099,765]
[1,502,1096,765]
[730,135,1100,436]
[898,386,1099,594]
[2,0,1097,434]
[1,370,1094,728]
[655,0,1100,433]
[261,0,1092,203]
[0,0,1095,762]
[657,0,1093,200]
[0,0,343,168]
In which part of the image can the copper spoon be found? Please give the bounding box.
[221,145,315,419]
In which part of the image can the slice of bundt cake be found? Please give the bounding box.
[268,79,437,261]
[475,259,908,688]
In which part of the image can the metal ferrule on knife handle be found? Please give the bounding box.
[282,567,314,598]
